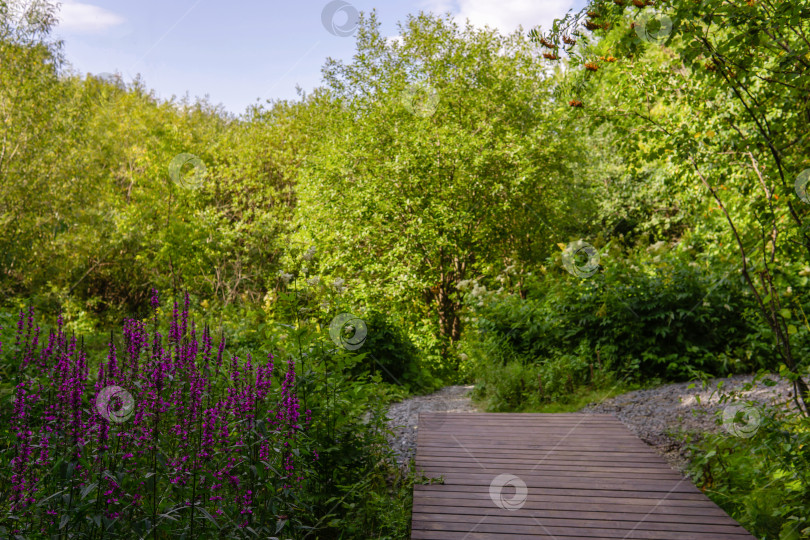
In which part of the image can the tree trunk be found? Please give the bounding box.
[435,281,462,342]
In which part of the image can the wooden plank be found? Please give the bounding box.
[411,520,753,538]
[415,456,676,469]
[411,413,754,539]
[414,466,684,481]
[415,450,667,462]
[412,500,733,517]
[412,513,748,532]
[411,507,744,526]
[416,439,650,448]
[414,472,704,492]
[411,527,754,540]
[412,489,726,509]
[415,462,685,474]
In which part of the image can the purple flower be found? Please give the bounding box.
[0,290,319,535]
[150,288,160,310]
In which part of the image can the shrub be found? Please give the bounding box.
[347,309,429,390]
[686,390,810,539]
[462,248,767,409]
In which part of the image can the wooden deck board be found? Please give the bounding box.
[411,413,754,539]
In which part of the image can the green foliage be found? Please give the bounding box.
[4,0,810,535]
[304,399,414,538]
[686,401,810,539]
[349,309,430,390]
[463,244,769,409]
[534,0,810,408]
[296,12,598,352]
[470,354,631,413]
[0,0,317,325]
[254,289,415,538]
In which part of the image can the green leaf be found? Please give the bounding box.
[275,519,288,533]
[194,507,221,530]
[80,483,98,500]
[65,461,76,480]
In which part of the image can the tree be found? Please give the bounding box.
[298,14,590,354]
[533,0,810,412]
[0,0,64,293]
[295,11,596,354]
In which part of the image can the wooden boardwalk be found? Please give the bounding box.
[411,413,755,539]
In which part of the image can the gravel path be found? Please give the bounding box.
[386,375,798,471]
[385,385,479,467]
[581,374,798,471]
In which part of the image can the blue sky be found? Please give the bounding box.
[54,0,588,115]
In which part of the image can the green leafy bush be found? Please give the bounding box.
[686,399,810,539]
[462,246,768,409]
[349,310,434,391]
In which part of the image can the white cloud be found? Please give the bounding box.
[420,0,575,35]
[57,1,125,34]
[386,35,404,47]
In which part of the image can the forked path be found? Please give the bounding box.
[411,412,755,539]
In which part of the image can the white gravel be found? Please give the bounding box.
[581,373,799,471]
[385,385,479,467]
[385,375,800,471]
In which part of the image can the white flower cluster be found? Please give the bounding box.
[647,240,667,253]
[470,283,488,304]
[302,245,317,261]
[332,277,347,294]
[279,271,293,284]
[459,279,488,306]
